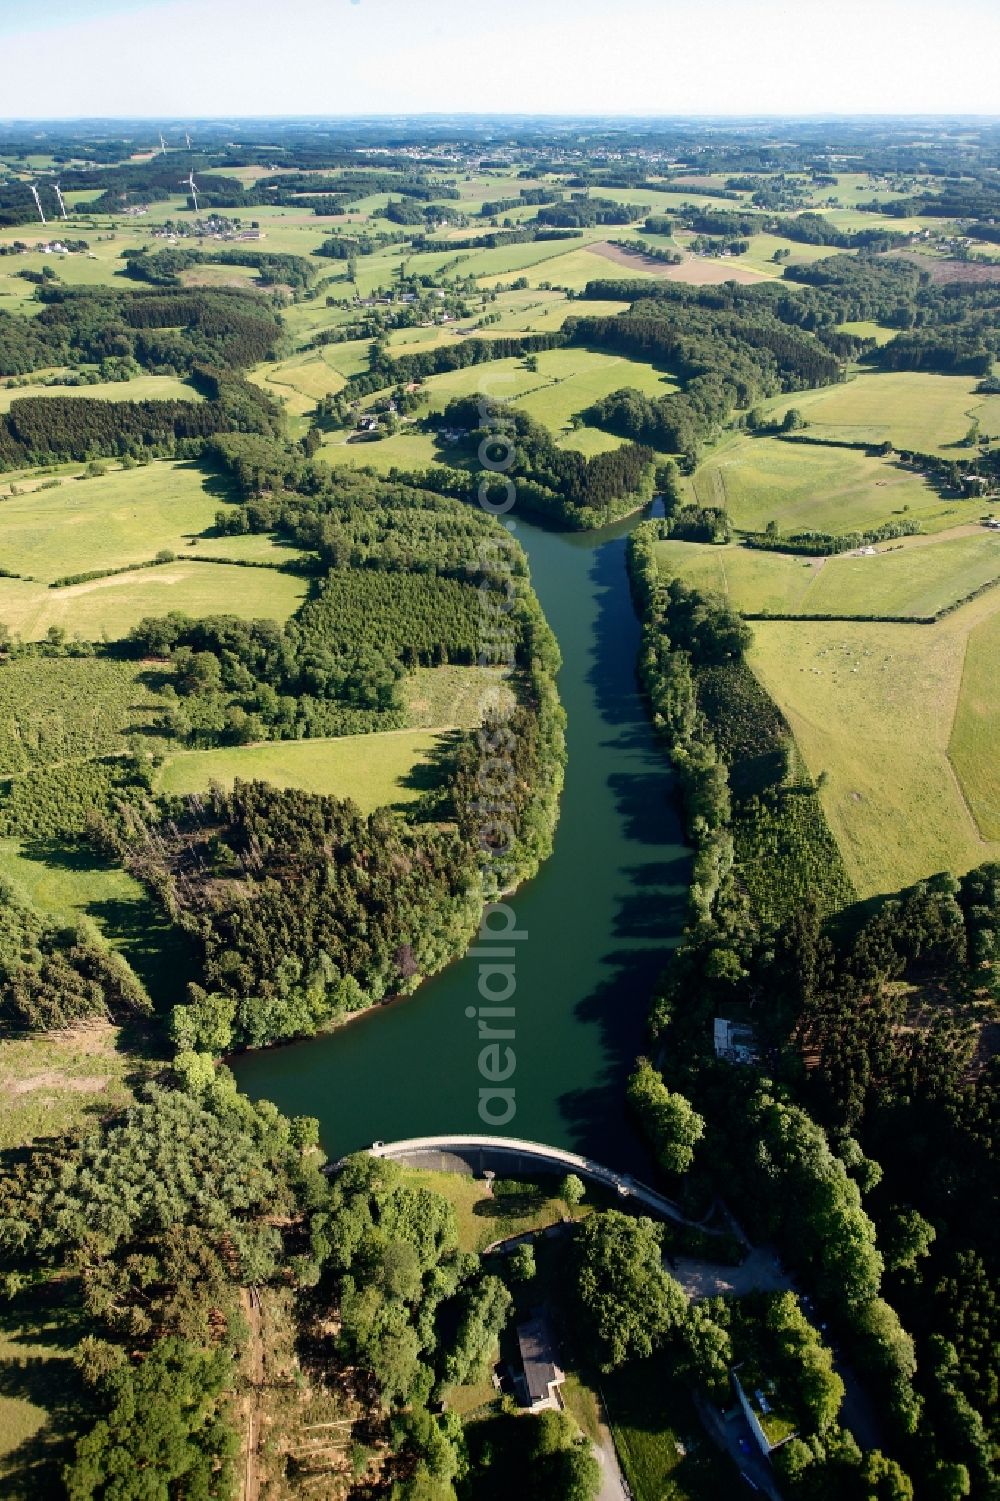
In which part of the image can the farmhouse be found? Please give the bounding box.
[515,1313,565,1412]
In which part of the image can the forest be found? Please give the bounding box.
[630,517,999,1500]
[0,283,283,374]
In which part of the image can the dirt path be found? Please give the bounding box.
[593,1401,630,1501]
[241,1286,264,1501]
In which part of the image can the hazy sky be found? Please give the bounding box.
[0,0,997,119]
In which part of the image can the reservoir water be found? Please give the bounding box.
[232,509,691,1174]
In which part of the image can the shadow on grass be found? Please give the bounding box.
[17,838,200,1014]
[392,729,465,822]
[0,1283,91,1500]
[472,1184,550,1221]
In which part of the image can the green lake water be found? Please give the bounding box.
[232,509,691,1174]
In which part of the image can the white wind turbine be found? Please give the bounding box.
[182,168,199,213]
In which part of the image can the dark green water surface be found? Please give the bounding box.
[232,509,690,1173]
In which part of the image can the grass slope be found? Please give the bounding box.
[747,594,1000,897]
[0,561,306,642]
[690,436,968,537]
[949,607,1000,840]
[657,530,1000,619]
[760,371,1000,456]
[154,727,447,811]
[0,374,200,412]
[0,459,225,582]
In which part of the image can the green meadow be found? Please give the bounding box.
[154,726,447,810]
[0,561,306,642]
[759,370,1000,455]
[657,530,1000,619]
[689,435,968,536]
[0,374,200,412]
[324,429,442,470]
[0,837,193,1016]
[747,590,1000,897]
[0,459,224,581]
[949,605,1000,840]
[415,344,676,430]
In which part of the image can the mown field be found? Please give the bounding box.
[949,606,1000,840]
[688,434,977,536]
[130,663,513,805]
[248,348,347,419]
[747,591,1000,897]
[324,428,442,471]
[0,559,306,642]
[0,374,200,412]
[0,459,226,580]
[759,370,1000,455]
[656,529,1000,618]
[154,726,447,811]
[414,344,675,428]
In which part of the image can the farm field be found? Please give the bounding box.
[0,459,228,581]
[177,261,259,288]
[589,238,775,286]
[759,371,1000,454]
[949,607,1000,840]
[154,726,446,811]
[656,540,824,614]
[689,434,965,536]
[836,320,897,347]
[747,591,1000,896]
[725,233,839,276]
[324,428,442,470]
[557,424,625,456]
[152,664,514,803]
[0,374,200,411]
[657,529,1000,618]
[414,344,676,428]
[248,351,345,426]
[182,530,309,567]
[0,559,306,642]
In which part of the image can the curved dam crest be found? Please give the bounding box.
[232,507,691,1175]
